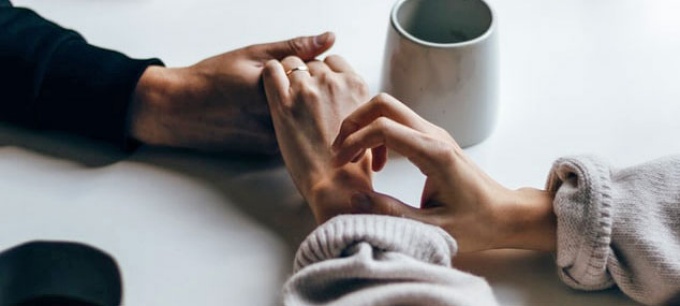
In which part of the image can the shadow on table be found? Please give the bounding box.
[454,250,641,306]
[0,124,129,167]
[0,125,648,306]
[0,124,316,251]
[127,146,317,250]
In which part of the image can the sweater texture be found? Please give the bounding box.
[548,155,680,305]
[285,155,680,305]
[283,214,498,306]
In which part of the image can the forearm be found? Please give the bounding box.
[0,4,162,146]
[495,187,557,252]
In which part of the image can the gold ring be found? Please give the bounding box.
[285,66,309,76]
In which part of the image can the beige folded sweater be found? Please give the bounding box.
[549,155,680,305]
[283,155,680,305]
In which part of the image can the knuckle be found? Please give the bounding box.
[433,126,461,149]
[281,55,299,64]
[373,93,393,109]
[374,92,392,106]
[325,54,343,63]
[306,59,322,67]
[287,38,306,54]
[427,136,456,164]
[373,116,392,132]
[263,61,278,76]
[326,54,341,61]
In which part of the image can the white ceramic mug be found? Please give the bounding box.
[380,0,498,147]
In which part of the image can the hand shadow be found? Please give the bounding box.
[0,124,128,168]
[0,124,317,305]
[125,145,318,250]
[0,123,316,253]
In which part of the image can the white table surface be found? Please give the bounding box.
[4,0,680,305]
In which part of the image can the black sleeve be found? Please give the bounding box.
[0,0,163,147]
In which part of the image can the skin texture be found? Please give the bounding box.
[133,30,557,252]
[330,93,556,253]
[262,53,556,252]
[262,55,373,223]
[129,32,336,153]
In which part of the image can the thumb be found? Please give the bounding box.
[259,32,335,61]
[351,191,432,222]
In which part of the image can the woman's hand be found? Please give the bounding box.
[262,55,373,223]
[332,93,556,252]
[130,32,335,153]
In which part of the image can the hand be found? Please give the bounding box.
[129,32,335,153]
[262,55,372,223]
[331,93,556,252]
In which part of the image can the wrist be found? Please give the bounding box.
[495,188,557,252]
[129,66,186,145]
[306,163,372,223]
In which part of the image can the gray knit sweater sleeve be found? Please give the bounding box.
[282,214,498,306]
[547,155,680,305]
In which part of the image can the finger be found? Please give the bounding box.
[350,151,365,163]
[281,56,311,83]
[258,32,335,61]
[262,60,290,109]
[332,93,429,150]
[306,60,331,77]
[371,145,388,172]
[333,117,444,175]
[324,54,354,73]
[421,183,441,209]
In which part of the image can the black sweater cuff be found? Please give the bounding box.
[37,38,163,148]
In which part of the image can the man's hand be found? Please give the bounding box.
[129,32,335,153]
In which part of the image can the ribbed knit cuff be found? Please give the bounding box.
[293,214,457,273]
[547,155,615,291]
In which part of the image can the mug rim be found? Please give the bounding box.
[390,0,496,48]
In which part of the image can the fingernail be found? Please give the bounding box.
[351,193,372,213]
[314,32,329,47]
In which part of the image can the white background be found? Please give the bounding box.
[5,0,680,304]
